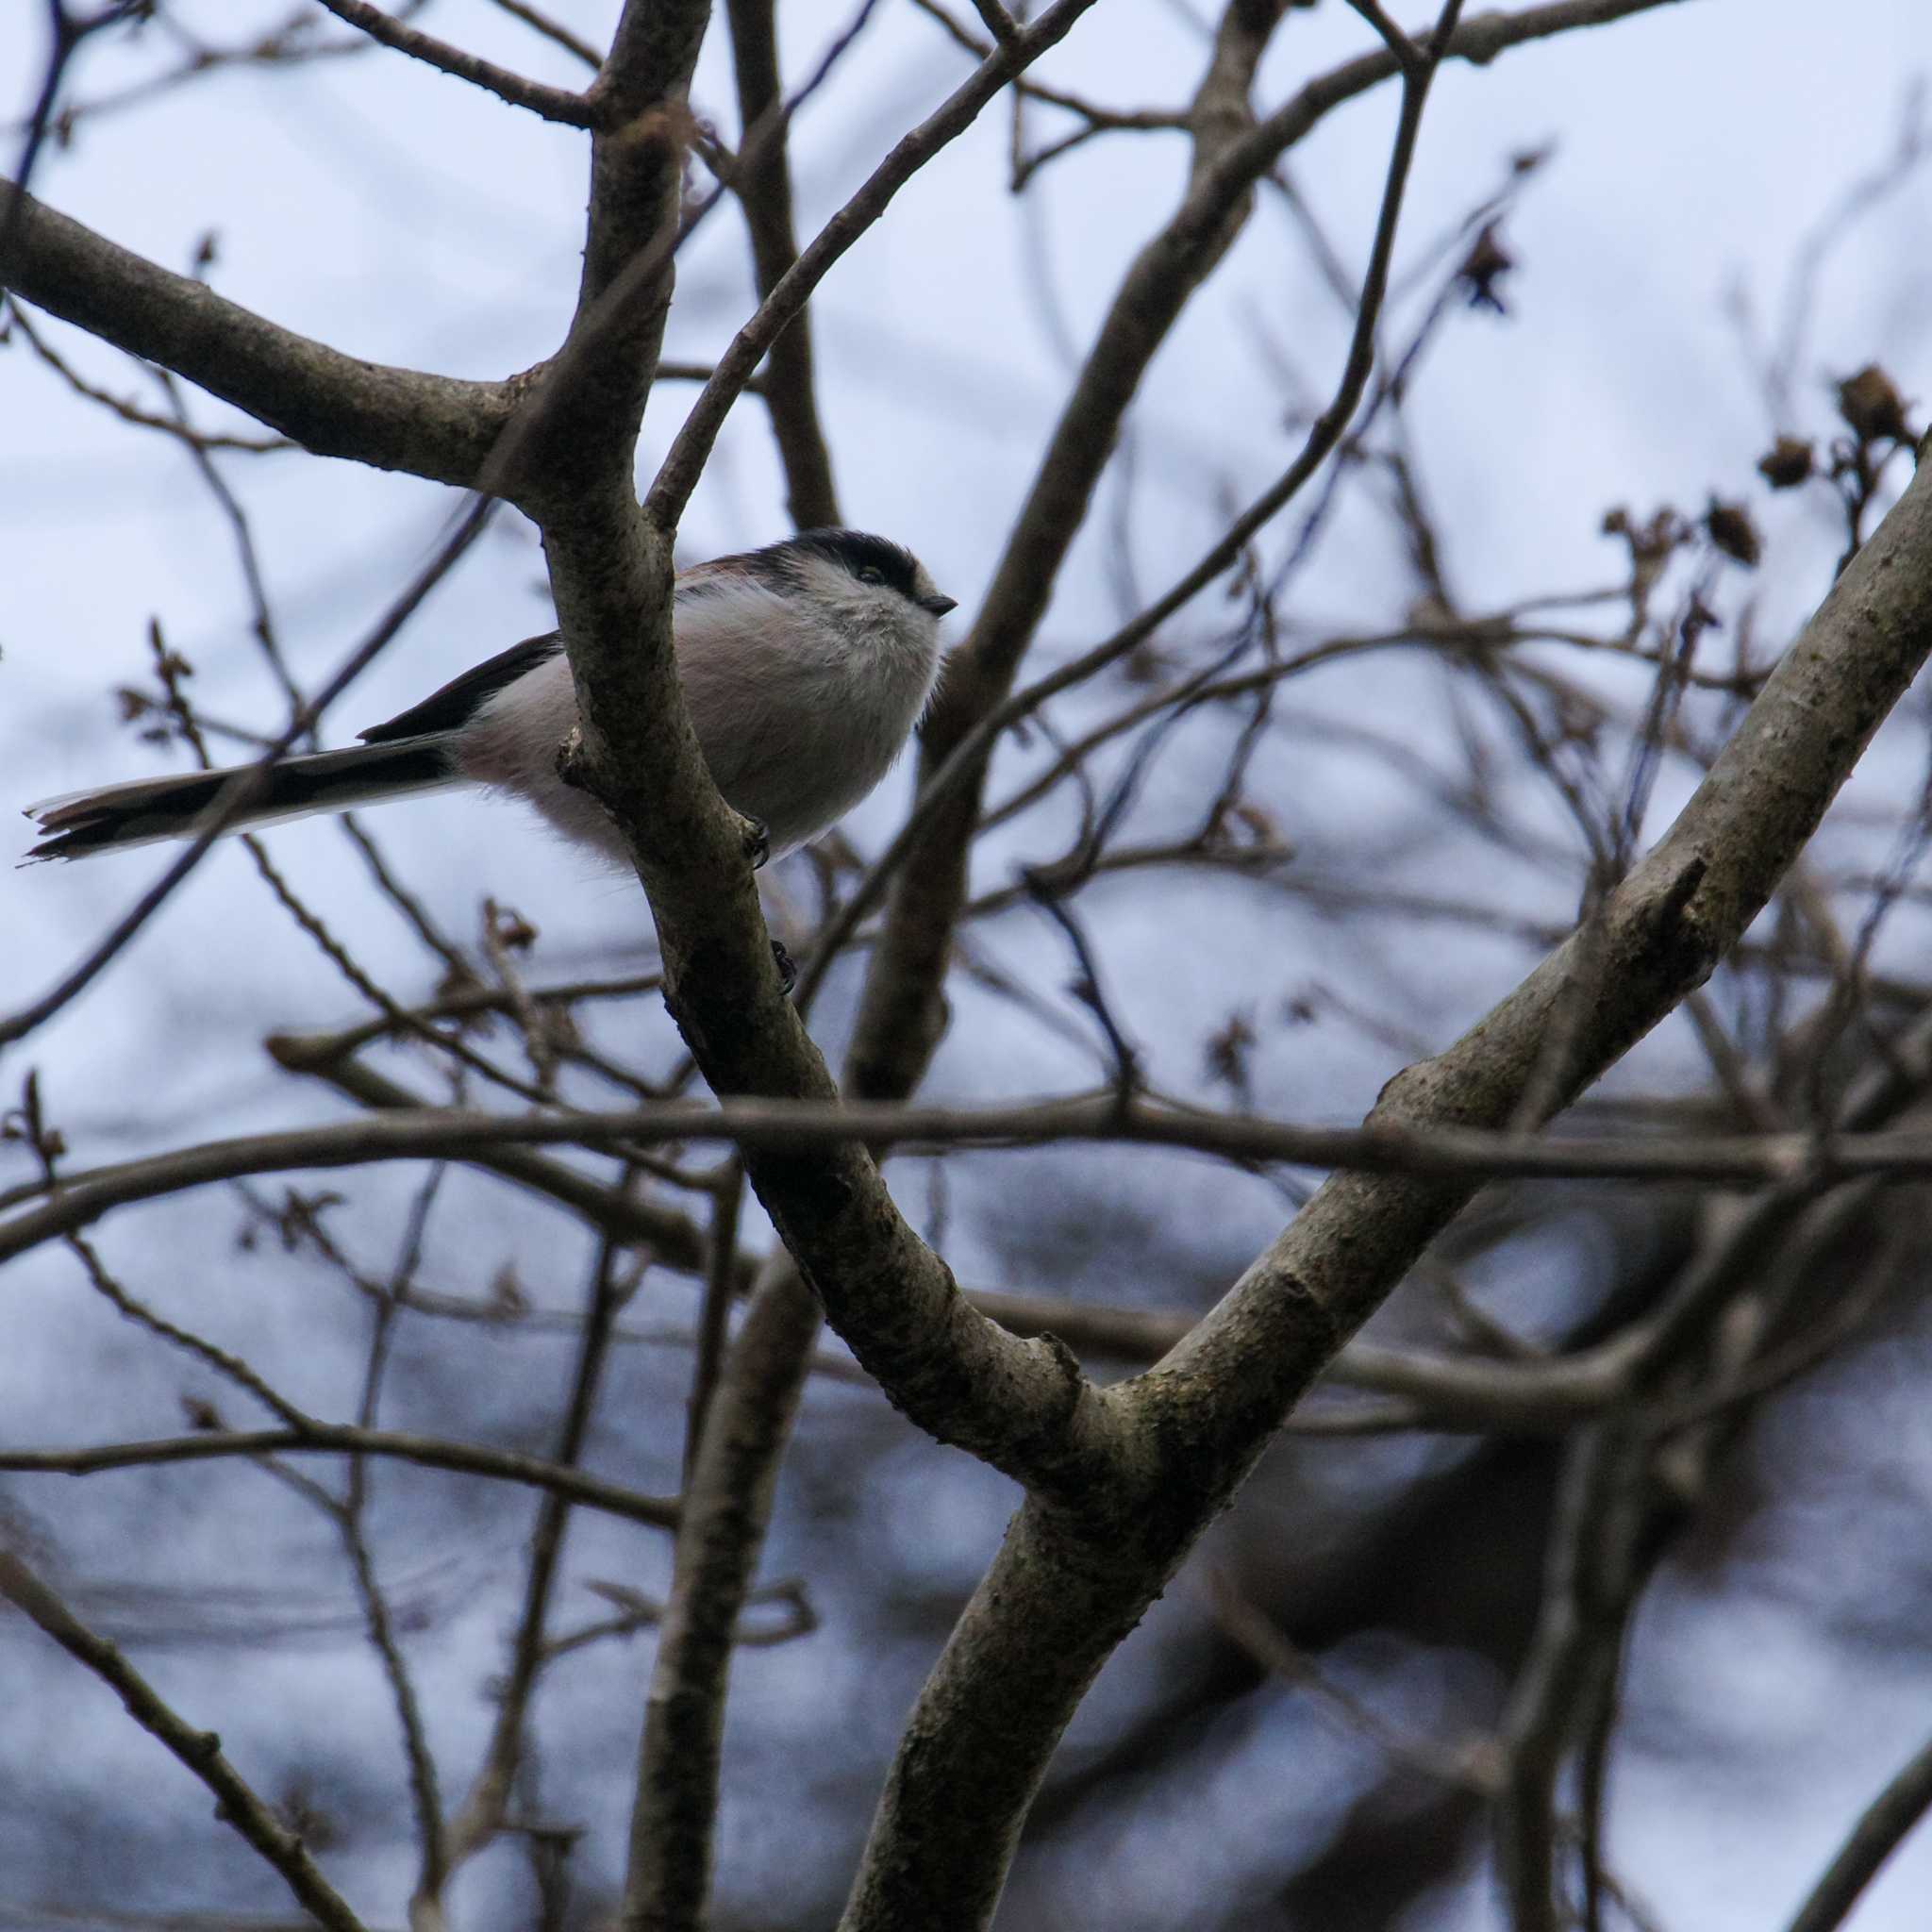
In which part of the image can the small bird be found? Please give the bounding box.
[25,529,958,866]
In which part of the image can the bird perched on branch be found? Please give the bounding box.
[25,528,957,867]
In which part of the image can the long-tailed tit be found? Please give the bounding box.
[26,528,958,866]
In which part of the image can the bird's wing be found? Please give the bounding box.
[358,633,566,744]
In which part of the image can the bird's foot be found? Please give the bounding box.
[771,940,797,998]
[737,814,771,871]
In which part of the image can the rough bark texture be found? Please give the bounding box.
[838,451,1932,1929]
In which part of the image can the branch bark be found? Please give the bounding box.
[0,1425,678,1525]
[0,182,520,489]
[724,0,842,528]
[310,0,595,124]
[522,0,1140,1500]
[837,442,1932,1929]
[622,1253,824,1930]
[847,0,1696,1104]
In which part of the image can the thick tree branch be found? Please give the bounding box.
[0,181,519,488]
[1144,451,1932,1460]
[525,0,1136,1502]
[841,430,1932,1932]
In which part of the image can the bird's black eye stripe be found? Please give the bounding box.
[728,527,941,608]
[788,528,922,602]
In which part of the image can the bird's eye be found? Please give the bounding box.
[857,564,885,585]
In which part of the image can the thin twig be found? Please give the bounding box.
[308,0,592,125]
[1,494,498,1049]
[0,1551,373,1932]
[0,1426,678,1526]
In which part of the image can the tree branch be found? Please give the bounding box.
[622,1254,824,1929]
[642,0,1105,529]
[847,0,1697,1102]
[0,181,520,488]
[0,1424,677,1526]
[440,1232,633,1885]
[30,1086,1932,1268]
[309,0,594,124]
[0,1551,375,1932]
[836,360,1932,1932]
[723,0,842,528]
[265,1041,730,1282]
[1786,1725,1932,1932]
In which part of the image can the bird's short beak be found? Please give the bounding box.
[922,592,959,616]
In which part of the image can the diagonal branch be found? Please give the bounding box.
[641,0,1104,529]
[309,0,594,125]
[841,392,1932,1932]
[534,0,1131,1502]
[0,182,520,487]
[1786,1724,1932,1932]
[847,0,1699,1103]
[1138,455,1932,1477]
[0,1551,373,1932]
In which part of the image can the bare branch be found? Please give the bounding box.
[836,306,1932,1932]
[622,1256,824,1929]
[0,1426,677,1527]
[482,0,603,69]
[440,1231,633,1882]
[2,298,291,450]
[0,1551,374,1932]
[309,0,594,124]
[36,1084,1932,1271]
[643,0,1105,528]
[265,1043,729,1280]
[1785,1726,1932,1932]
[0,495,497,1049]
[1146,451,1932,1454]
[0,182,519,486]
[851,0,1684,1087]
[722,0,842,527]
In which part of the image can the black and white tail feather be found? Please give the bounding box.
[25,531,956,868]
[25,740,461,861]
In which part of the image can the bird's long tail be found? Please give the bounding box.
[23,737,460,861]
